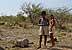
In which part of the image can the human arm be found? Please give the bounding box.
[50,19,55,31]
[38,19,49,26]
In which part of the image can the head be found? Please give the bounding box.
[41,11,46,18]
[50,14,54,19]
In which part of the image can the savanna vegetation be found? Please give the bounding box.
[0,3,72,32]
[0,3,72,50]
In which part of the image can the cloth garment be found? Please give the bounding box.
[39,26,49,35]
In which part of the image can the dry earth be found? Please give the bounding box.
[0,25,72,50]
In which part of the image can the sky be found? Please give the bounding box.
[0,0,72,16]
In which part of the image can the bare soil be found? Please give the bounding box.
[0,25,72,50]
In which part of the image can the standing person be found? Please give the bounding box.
[37,11,49,49]
[49,15,55,47]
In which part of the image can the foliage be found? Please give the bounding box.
[16,11,26,23]
[0,14,26,24]
[21,3,43,24]
[0,2,72,31]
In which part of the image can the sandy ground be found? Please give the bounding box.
[0,25,72,50]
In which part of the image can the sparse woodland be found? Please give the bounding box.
[0,3,72,50]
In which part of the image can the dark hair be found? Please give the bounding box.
[41,11,46,15]
[50,14,54,19]
[50,14,53,16]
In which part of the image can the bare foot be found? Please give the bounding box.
[49,45,54,48]
[37,46,41,49]
[49,43,55,48]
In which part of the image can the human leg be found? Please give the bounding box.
[50,33,55,47]
[37,35,42,49]
[44,35,47,47]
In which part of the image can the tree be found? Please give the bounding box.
[16,11,26,22]
[21,2,42,24]
[54,7,72,29]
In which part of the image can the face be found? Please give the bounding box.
[41,13,46,18]
[41,11,46,18]
[50,16,54,19]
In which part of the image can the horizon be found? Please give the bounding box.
[0,0,72,16]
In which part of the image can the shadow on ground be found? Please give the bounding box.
[37,47,62,50]
[12,45,31,48]
[58,45,72,49]
[47,48,61,50]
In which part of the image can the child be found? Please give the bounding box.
[49,15,55,47]
[37,11,49,49]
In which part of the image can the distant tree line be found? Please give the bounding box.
[0,2,72,30]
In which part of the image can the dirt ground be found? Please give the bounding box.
[0,25,72,50]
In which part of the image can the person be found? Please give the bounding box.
[49,14,55,47]
[37,11,49,49]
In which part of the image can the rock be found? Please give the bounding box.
[0,22,5,25]
[0,47,5,50]
[54,37,58,42]
[23,39,29,47]
[0,38,2,40]
[15,39,29,48]
[47,37,59,43]
[5,47,8,48]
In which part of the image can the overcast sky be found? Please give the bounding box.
[0,0,72,16]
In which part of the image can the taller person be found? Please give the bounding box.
[37,11,49,49]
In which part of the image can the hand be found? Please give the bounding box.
[38,24,44,26]
[50,28,52,31]
[38,24,49,26]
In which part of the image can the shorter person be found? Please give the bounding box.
[49,15,55,47]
